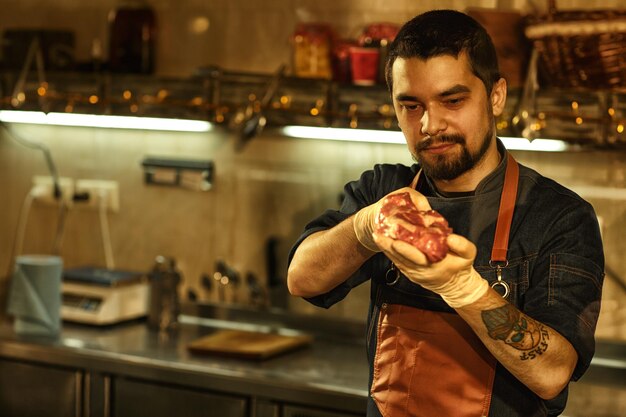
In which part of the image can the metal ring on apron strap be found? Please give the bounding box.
[385,265,401,286]
[488,260,510,299]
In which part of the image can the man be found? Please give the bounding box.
[287,9,604,417]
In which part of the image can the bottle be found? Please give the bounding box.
[108,0,156,74]
[147,256,181,331]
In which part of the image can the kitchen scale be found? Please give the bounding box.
[61,267,149,326]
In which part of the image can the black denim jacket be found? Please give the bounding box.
[289,142,605,417]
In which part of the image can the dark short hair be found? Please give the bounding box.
[385,10,500,95]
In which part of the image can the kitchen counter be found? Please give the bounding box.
[0,303,625,417]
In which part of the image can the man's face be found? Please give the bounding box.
[391,52,505,182]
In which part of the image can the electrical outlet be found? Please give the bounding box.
[32,176,74,205]
[75,179,120,212]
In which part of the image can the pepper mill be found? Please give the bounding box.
[147,255,181,331]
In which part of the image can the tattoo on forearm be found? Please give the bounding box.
[481,304,550,360]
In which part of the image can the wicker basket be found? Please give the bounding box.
[525,0,626,89]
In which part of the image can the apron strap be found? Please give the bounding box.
[491,153,519,263]
[409,169,421,189]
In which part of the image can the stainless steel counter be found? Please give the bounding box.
[0,304,370,414]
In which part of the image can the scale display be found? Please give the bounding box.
[62,293,103,312]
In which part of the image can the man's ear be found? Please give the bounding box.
[491,77,507,117]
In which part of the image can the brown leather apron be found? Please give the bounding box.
[370,154,519,417]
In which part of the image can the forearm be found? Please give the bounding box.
[456,287,578,400]
[287,216,375,298]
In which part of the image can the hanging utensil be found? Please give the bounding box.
[235,64,286,150]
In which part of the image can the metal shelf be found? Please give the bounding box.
[3,67,626,148]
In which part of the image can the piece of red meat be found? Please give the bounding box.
[375,192,452,263]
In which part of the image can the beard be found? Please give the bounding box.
[412,123,494,181]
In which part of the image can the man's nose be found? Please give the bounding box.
[420,109,447,137]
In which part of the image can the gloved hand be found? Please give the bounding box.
[352,187,430,253]
[352,203,381,253]
[373,232,489,308]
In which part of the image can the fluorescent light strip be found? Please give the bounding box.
[500,136,569,152]
[281,125,569,152]
[0,112,570,151]
[0,110,212,132]
[282,126,406,144]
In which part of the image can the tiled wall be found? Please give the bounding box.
[1,0,625,340]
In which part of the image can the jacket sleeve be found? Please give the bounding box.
[523,200,605,381]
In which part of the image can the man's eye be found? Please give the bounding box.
[402,103,421,111]
[446,97,465,106]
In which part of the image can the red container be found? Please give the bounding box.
[358,23,399,84]
[349,47,379,86]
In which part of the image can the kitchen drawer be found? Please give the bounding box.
[283,404,364,417]
[255,399,280,417]
[113,377,247,417]
[0,358,81,417]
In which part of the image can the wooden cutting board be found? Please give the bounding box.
[187,329,313,360]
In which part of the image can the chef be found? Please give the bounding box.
[287,9,604,417]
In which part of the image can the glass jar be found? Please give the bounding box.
[291,23,334,79]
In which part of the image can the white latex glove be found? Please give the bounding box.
[373,232,489,308]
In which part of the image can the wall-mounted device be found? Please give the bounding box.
[141,157,214,191]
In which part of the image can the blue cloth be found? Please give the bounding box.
[7,255,63,337]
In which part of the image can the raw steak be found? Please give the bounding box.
[375,192,452,263]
